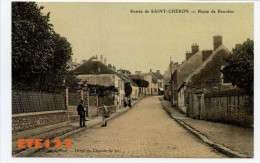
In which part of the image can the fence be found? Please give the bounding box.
[187,90,253,127]
[12,91,65,114]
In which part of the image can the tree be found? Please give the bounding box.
[132,79,149,88]
[12,2,73,92]
[124,82,132,97]
[222,39,254,95]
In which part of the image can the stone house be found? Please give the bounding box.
[170,35,231,113]
[72,56,125,107]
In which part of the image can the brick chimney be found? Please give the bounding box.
[185,51,193,60]
[213,35,222,51]
[191,43,199,54]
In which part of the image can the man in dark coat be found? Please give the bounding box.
[77,100,86,127]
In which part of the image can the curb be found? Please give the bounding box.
[160,99,248,158]
[13,100,139,157]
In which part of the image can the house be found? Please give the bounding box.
[170,35,231,113]
[149,69,164,95]
[116,70,140,100]
[163,61,179,100]
[128,73,149,98]
[72,56,125,107]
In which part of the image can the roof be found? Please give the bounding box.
[163,63,178,84]
[183,45,230,85]
[175,51,204,89]
[150,73,158,83]
[150,72,163,79]
[128,74,143,80]
[177,45,230,90]
[117,72,138,87]
[72,57,116,75]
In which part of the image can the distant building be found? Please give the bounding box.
[149,69,164,95]
[163,61,179,100]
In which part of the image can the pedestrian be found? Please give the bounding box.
[77,100,86,127]
[101,104,109,127]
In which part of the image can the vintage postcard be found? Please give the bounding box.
[1,0,257,162]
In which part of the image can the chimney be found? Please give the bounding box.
[185,51,193,60]
[202,50,213,61]
[213,35,222,51]
[191,43,199,54]
[100,55,103,63]
[150,69,152,72]
[112,65,116,71]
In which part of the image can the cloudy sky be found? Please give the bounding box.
[37,2,253,74]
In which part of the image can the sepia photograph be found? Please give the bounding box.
[0,0,258,162]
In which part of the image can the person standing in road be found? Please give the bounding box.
[77,100,86,127]
[101,104,109,127]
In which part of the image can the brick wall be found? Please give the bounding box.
[12,111,67,132]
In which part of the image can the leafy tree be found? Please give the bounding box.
[124,82,132,97]
[12,2,73,92]
[132,79,149,88]
[222,39,254,95]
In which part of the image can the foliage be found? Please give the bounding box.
[87,84,118,97]
[12,2,73,92]
[65,71,81,90]
[204,88,246,97]
[132,79,149,88]
[124,82,132,97]
[222,39,254,95]
[189,50,229,89]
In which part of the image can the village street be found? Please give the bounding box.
[32,96,225,158]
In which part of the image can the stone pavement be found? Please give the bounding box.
[31,96,225,158]
[160,98,253,158]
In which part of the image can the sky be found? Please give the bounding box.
[37,2,254,74]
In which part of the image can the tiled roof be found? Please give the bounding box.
[151,72,163,79]
[183,45,230,86]
[176,51,203,89]
[72,58,116,75]
[150,73,158,83]
[117,73,138,87]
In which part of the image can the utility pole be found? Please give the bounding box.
[170,57,174,105]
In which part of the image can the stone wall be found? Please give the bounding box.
[187,90,253,127]
[12,110,67,132]
[204,95,253,127]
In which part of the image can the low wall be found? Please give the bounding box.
[12,110,67,132]
[187,90,253,127]
[204,95,253,127]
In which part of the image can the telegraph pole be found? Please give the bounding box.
[170,57,174,105]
